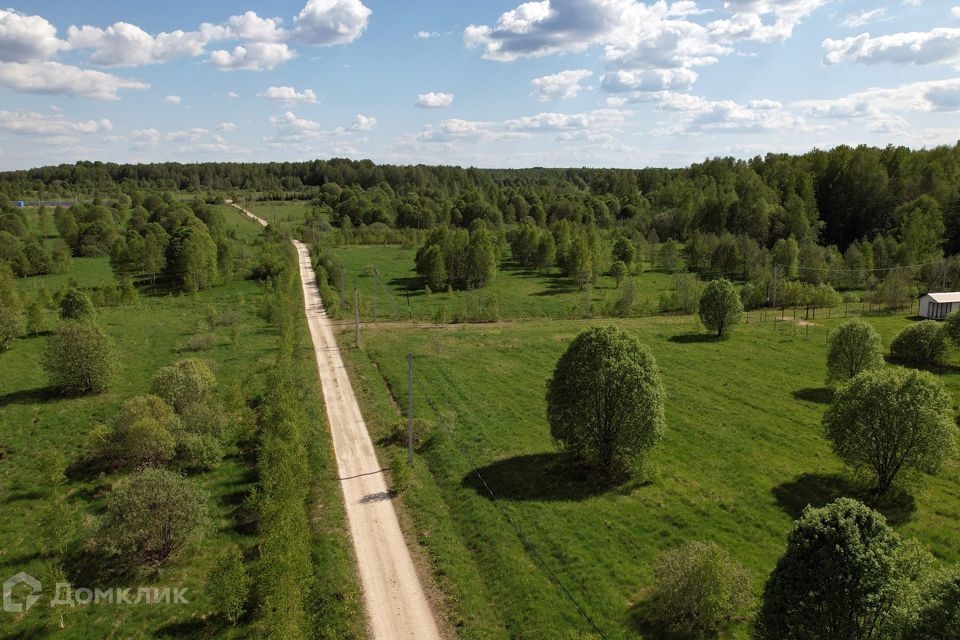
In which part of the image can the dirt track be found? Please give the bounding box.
[233,204,442,639]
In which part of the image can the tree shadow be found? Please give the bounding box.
[0,385,58,408]
[155,618,227,639]
[792,387,834,404]
[668,333,718,344]
[630,600,728,640]
[772,472,916,525]
[461,452,634,502]
[387,275,423,294]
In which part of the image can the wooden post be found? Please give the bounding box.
[354,284,360,347]
[407,353,414,465]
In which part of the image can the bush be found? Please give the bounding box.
[178,400,229,440]
[179,333,217,352]
[387,417,430,447]
[0,263,23,349]
[698,278,743,337]
[609,260,628,287]
[207,544,251,625]
[648,541,750,633]
[42,320,119,395]
[910,567,960,639]
[111,417,177,469]
[891,320,946,366]
[826,320,885,383]
[546,326,665,475]
[755,498,901,640]
[101,467,209,568]
[58,288,95,321]
[824,367,955,494]
[175,432,224,471]
[151,358,216,412]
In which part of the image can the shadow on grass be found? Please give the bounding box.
[387,275,424,294]
[155,617,229,639]
[792,387,834,404]
[772,472,916,525]
[0,386,58,407]
[668,333,718,344]
[461,452,635,502]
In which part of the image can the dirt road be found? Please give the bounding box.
[232,204,442,639]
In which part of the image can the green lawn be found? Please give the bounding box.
[244,201,316,226]
[336,311,960,639]
[334,244,676,323]
[0,229,363,637]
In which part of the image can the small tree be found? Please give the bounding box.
[755,498,901,640]
[42,321,119,395]
[910,568,960,640]
[151,358,216,412]
[698,278,743,337]
[609,260,628,288]
[891,320,946,367]
[101,467,208,568]
[648,541,750,634]
[207,544,251,624]
[58,288,95,321]
[546,326,665,475]
[111,417,177,469]
[612,237,637,269]
[944,311,960,346]
[25,298,46,335]
[823,368,956,494]
[0,263,23,349]
[826,320,885,383]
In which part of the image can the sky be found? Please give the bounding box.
[0,0,958,171]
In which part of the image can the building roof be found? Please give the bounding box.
[923,292,960,303]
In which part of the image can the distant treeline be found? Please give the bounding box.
[2,143,960,254]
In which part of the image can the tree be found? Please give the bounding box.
[101,467,208,568]
[648,541,750,634]
[546,326,665,474]
[59,288,95,320]
[42,321,119,395]
[823,368,956,494]
[755,498,901,640]
[107,394,182,469]
[166,221,218,292]
[610,260,628,288]
[944,311,960,346]
[909,568,960,640]
[698,278,743,337]
[891,321,946,367]
[612,237,637,269]
[207,544,251,624]
[826,320,884,383]
[0,263,23,349]
[465,226,498,288]
[25,298,46,335]
[772,236,800,279]
[416,243,446,291]
[151,358,216,412]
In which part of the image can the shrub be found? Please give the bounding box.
[111,417,177,469]
[151,358,216,412]
[648,541,750,633]
[826,320,885,383]
[910,567,960,639]
[824,367,956,494]
[546,326,665,475]
[42,321,119,395]
[387,417,430,447]
[180,333,217,352]
[698,278,743,337]
[0,263,23,349]
[207,544,251,625]
[891,320,946,366]
[101,467,209,568]
[610,260,628,287]
[58,288,95,321]
[36,447,67,491]
[178,400,229,440]
[755,498,901,640]
[944,311,960,346]
[175,432,223,471]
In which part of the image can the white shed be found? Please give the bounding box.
[918,292,960,320]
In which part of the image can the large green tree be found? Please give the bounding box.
[698,278,744,337]
[826,320,885,383]
[546,326,665,474]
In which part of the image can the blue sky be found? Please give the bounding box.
[0,0,958,170]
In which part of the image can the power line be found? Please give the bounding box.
[410,365,608,640]
[775,259,944,274]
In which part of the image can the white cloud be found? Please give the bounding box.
[226,91,240,99]
[0,110,111,136]
[416,118,498,143]
[269,110,324,134]
[0,8,67,62]
[131,128,160,150]
[953,7,960,18]
[415,92,455,108]
[163,95,182,105]
[504,108,629,132]
[166,128,208,142]
[225,11,287,42]
[531,69,593,101]
[258,85,318,105]
[823,28,960,66]
[66,21,225,67]
[350,113,377,130]
[416,30,439,39]
[600,67,697,92]
[209,42,295,70]
[841,8,887,28]
[797,78,960,117]
[0,60,148,100]
[293,0,372,46]
[216,121,236,132]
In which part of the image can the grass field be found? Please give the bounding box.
[244,201,317,227]
[336,309,960,639]
[0,219,363,637]
[334,244,676,323]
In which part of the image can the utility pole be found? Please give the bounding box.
[771,264,779,310]
[584,272,591,319]
[406,292,412,321]
[354,284,360,347]
[407,353,414,465]
[339,270,345,309]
